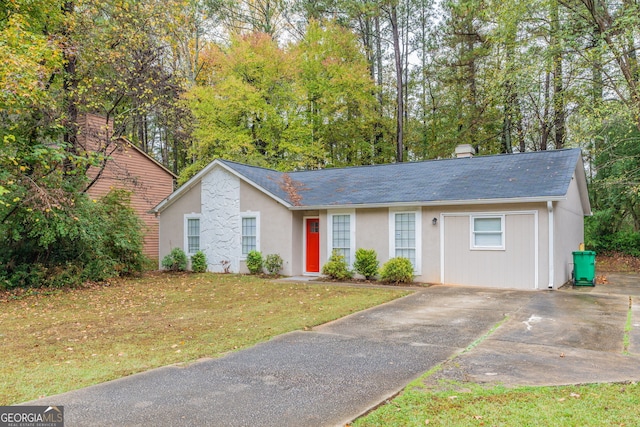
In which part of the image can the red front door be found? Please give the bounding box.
[305,218,320,273]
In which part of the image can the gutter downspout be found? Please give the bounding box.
[547,201,554,289]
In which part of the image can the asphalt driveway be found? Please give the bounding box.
[25,274,640,426]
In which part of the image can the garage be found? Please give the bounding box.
[441,212,538,290]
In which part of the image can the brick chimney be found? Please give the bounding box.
[455,144,475,158]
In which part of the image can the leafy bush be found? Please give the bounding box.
[97,189,146,276]
[585,212,640,256]
[162,248,188,272]
[0,188,147,289]
[353,248,379,279]
[380,257,414,284]
[246,250,263,274]
[321,250,353,280]
[264,253,283,275]
[191,251,207,273]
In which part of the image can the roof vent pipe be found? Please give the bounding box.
[455,144,475,158]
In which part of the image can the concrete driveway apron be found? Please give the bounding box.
[25,277,640,426]
[425,274,640,388]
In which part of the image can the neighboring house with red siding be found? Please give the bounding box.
[79,114,176,261]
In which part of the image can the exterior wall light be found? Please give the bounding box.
[432,217,438,225]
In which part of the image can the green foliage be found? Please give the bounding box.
[245,250,263,274]
[162,248,188,272]
[380,257,414,284]
[353,248,379,280]
[321,250,353,280]
[191,251,208,273]
[180,22,383,183]
[98,190,146,276]
[586,122,640,257]
[264,253,284,275]
[0,189,147,289]
[586,214,640,256]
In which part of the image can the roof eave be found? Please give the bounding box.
[153,159,225,214]
[219,163,293,208]
[573,152,593,216]
[287,196,567,211]
[153,159,293,214]
[116,137,178,179]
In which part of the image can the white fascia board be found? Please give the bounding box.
[153,159,293,214]
[287,196,567,211]
[153,159,224,214]
[573,155,592,216]
[219,165,293,208]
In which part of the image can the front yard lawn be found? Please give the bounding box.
[0,273,406,405]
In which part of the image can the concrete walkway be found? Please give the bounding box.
[25,274,640,426]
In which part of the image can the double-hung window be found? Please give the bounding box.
[471,215,505,250]
[390,209,422,272]
[241,213,260,256]
[184,214,202,255]
[395,213,416,266]
[328,211,355,265]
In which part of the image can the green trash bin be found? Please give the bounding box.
[572,251,596,286]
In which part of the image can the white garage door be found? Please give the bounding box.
[442,212,538,290]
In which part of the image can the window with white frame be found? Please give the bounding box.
[185,215,201,255]
[471,215,505,249]
[328,211,355,265]
[395,212,416,265]
[241,213,260,256]
[390,210,422,272]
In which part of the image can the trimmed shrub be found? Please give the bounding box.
[162,248,188,272]
[264,254,283,275]
[321,250,353,280]
[191,251,208,273]
[246,250,263,274]
[380,257,414,284]
[353,248,379,279]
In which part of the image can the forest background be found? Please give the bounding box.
[1,0,639,287]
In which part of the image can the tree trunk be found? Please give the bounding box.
[390,4,404,162]
[551,0,565,149]
[374,15,384,161]
[62,1,79,168]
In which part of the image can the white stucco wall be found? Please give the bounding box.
[201,167,241,272]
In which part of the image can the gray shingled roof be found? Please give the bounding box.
[220,148,583,208]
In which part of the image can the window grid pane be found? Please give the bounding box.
[332,215,351,264]
[474,217,501,232]
[473,217,503,248]
[242,217,257,255]
[187,218,200,253]
[395,213,416,268]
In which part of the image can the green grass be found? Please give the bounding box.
[0,272,406,405]
[354,382,640,426]
[624,296,633,354]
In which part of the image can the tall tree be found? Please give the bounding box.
[386,1,405,161]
